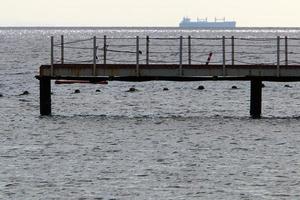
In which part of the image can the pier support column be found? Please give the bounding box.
[40,77,51,116]
[250,79,262,119]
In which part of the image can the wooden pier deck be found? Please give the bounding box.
[36,36,300,118]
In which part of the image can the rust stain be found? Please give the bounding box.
[110,68,120,76]
[71,67,83,77]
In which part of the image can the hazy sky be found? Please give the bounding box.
[1,0,299,27]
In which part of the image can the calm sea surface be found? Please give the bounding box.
[0,28,299,199]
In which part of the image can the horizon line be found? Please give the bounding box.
[1,26,300,29]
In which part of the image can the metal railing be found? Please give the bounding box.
[50,35,300,76]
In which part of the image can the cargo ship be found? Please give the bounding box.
[179,17,236,28]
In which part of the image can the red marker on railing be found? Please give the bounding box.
[206,52,213,65]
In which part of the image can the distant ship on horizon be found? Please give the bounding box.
[179,17,236,28]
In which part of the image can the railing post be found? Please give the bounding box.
[61,35,64,64]
[146,36,149,65]
[222,36,226,76]
[285,36,288,66]
[231,36,234,66]
[188,35,191,65]
[277,36,280,77]
[136,36,140,76]
[50,36,54,76]
[179,36,183,76]
[93,36,97,76]
[103,35,107,65]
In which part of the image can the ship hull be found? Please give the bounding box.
[179,22,236,28]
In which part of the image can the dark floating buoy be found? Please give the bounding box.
[0,93,3,97]
[20,91,29,95]
[127,87,137,92]
[74,89,80,94]
[163,87,169,91]
[197,85,205,90]
[231,86,238,89]
[284,84,292,88]
[96,89,101,92]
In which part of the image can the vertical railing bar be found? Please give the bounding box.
[222,36,226,76]
[103,35,107,65]
[61,35,64,64]
[136,36,140,76]
[93,36,97,76]
[277,36,280,77]
[146,36,149,65]
[285,36,288,66]
[179,36,183,76]
[50,36,54,76]
[188,36,191,65]
[231,36,234,66]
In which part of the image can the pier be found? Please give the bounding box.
[36,36,300,118]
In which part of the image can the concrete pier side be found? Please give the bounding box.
[250,80,262,119]
[40,77,51,116]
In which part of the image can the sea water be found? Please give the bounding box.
[0,27,299,199]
